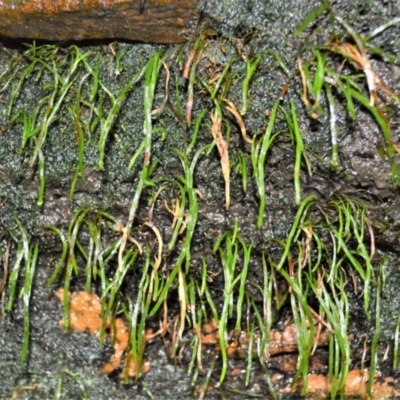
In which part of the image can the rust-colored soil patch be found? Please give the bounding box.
[54,297,400,397]
[278,369,400,399]
[199,318,330,357]
[198,319,400,398]
[56,289,150,378]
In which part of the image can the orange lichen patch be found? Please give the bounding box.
[345,369,368,397]
[226,330,245,357]
[269,320,330,357]
[271,372,287,386]
[268,349,328,376]
[280,369,400,399]
[303,374,331,399]
[56,289,152,379]
[100,317,129,374]
[230,368,243,377]
[101,318,152,378]
[198,319,399,398]
[199,318,219,345]
[269,353,298,373]
[199,319,329,359]
[344,369,400,399]
[269,323,304,355]
[56,289,103,332]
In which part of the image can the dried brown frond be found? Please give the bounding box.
[211,109,230,209]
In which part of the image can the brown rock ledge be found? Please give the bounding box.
[0,0,198,43]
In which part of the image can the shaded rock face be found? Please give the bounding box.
[1,1,400,398]
[0,0,198,43]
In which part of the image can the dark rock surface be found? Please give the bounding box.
[1,0,400,398]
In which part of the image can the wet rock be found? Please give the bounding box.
[0,0,198,43]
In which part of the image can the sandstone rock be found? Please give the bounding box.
[0,0,198,43]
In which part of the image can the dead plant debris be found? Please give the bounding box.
[210,109,230,209]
